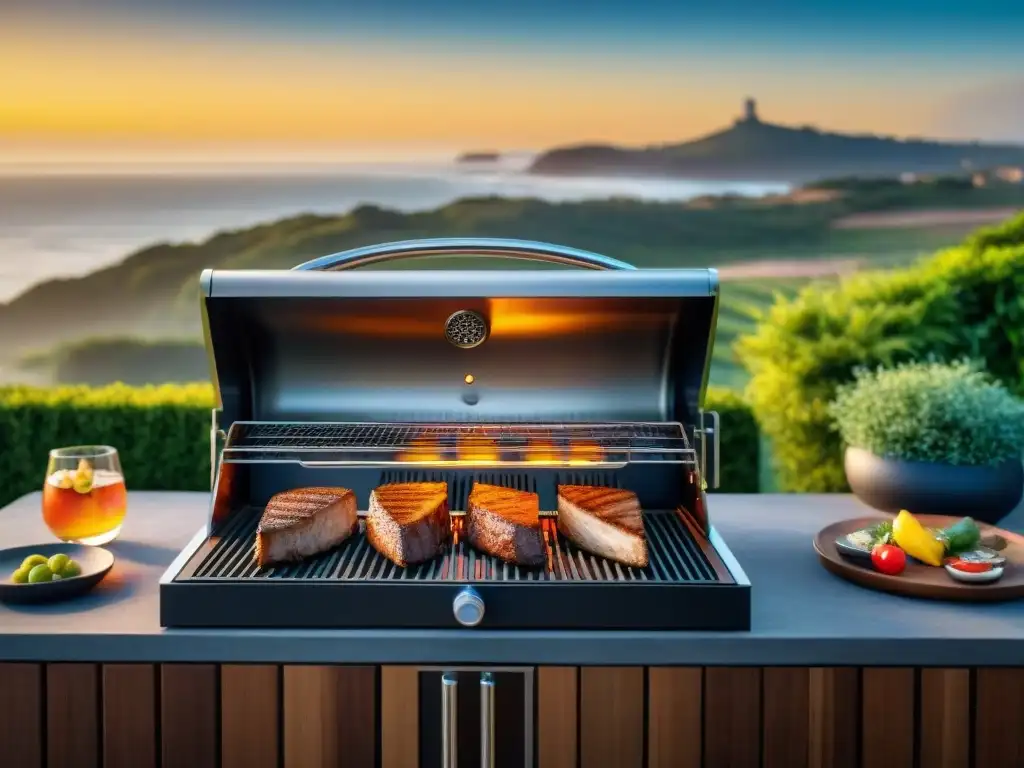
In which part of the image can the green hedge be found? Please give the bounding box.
[737,212,1024,492]
[0,384,759,508]
[0,384,212,509]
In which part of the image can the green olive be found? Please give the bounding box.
[51,573,63,581]
[27,564,53,583]
[47,553,70,574]
[10,567,30,584]
[21,554,48,570]
[61,560,82,579]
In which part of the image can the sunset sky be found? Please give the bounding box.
[4,0,1024,162]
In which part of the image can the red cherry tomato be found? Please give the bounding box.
[944,558,993,573]
[871,544,906,575]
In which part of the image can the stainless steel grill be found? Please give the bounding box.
[159,238,751,631]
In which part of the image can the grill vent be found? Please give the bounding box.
[445,310,488,348]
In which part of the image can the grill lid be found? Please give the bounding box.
[200,238,719,426]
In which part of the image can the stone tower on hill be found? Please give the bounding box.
[742,98,759,124]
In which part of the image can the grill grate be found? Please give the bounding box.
[221,421,696,467]
[188,470,717,584]
[190,509,715,583]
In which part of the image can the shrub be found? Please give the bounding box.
[0,384,760,508]
[967,210,1024,252]
[737,213,1024,491]
[829,360,1024,466]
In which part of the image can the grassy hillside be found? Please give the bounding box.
[1,179,1022,370]
[21,337,210,386]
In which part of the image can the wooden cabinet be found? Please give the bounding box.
[2,663,1023,767]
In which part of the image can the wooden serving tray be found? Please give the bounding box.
[814,515,1024,602]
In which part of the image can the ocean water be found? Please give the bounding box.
[0,162,786,303]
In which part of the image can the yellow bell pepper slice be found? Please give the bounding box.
[891,510,945,567]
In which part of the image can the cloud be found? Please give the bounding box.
[931,78,1024,142]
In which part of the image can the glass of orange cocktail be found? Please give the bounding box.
[43,446,127,545]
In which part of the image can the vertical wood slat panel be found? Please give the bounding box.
[47,663,99,768]
[221,665,279,768]
[537,667,578,768]
[161,664,218,768]
[647,667,701,768]
[380,666,419,768]
[862,667,915,768]
[919,669,970,768]
[0,663,43,768]
[579,667,644,768]
[8,661,1024,768]
[975,667,1024,767]
[808,667,859,768]
[102,664,157,768]
[762,668,810,768]
[282,665,376,768]
[702,667,761,768]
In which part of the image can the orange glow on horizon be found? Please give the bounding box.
[0,16,962,160]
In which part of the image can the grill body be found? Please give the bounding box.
[159,238,751,631]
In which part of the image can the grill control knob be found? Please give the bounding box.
[453,587,485,627]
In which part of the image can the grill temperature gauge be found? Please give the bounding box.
[453,587,485,627]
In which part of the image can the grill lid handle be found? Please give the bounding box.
[291,237,637,271]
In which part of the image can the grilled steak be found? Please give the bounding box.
[556,485,648,567]
[465,482,545,567]
[366,481,451,566]
[254,487,358,567]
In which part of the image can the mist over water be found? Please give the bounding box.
[0,162,787,303]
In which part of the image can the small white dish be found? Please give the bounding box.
[954,548,1007,567]
[944,564,1005,583]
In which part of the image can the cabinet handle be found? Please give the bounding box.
[480,672,496,768]
[442,673,458,768]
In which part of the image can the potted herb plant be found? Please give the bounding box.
[829,360,1024,524]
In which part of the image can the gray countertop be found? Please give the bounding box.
[1,491,1022,666]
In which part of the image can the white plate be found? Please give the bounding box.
[944,564,1005,583]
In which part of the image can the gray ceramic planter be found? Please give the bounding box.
[844,446,1024,525]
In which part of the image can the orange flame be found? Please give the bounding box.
[456,436,500,464]
[567,441,604,465]
[394,434,608,466]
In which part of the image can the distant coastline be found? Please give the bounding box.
[527,99,1024,182]
[456,151,502,163]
